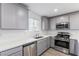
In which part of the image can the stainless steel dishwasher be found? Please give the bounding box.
[23,42,37,56]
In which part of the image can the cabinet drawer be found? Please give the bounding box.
[9,51,22,56]
[1,46,22,56]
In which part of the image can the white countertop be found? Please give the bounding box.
[0,30,78,53]
[0,34,50,52]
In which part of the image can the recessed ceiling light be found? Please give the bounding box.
[54,9,58,12]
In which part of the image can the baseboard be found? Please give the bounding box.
[69,53,77,56]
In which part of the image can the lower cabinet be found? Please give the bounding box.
[50,37,55,48]
[0,42,37,56]
[0,37,51,56]
[0,46,22,56]
[47,37,51,48]
[9,51,22,56]
[70,39,78,55]
[37,37,50,56]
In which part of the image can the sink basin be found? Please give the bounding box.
[35,36,43,39]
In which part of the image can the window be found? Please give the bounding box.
[29,18,40,31]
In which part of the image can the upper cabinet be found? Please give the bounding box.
[56,15,69,24]
[49,15,69,30]
[42,12,79,30]
[50,17,56,30]
[41,16,49,31]
[1,3,28,30]
[70,12,79,30]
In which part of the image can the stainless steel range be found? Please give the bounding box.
[54,32,70,54]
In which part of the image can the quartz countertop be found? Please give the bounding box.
[0,31,78,52]
[0,34,50,52]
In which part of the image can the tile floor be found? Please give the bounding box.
[41,48,70,56]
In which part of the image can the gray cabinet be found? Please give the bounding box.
[37,39,46,55]
[49,15,69,30]
[41,16,49,30]
[47,37,50,48]
[50,37,55,48]
[1,3,28,29]
[76,40,79,56]
[56,15,69,23]
[37,37,50,55]
[50,17,56,30]
[70,39,77,55]
[0,46,22,56]
[9,51,22,56]
[23,42,37,56]
[70,12,79,29]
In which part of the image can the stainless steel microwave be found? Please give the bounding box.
[56,22,69,29]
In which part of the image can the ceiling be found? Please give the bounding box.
[25,3,79,17]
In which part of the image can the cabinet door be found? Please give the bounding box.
[46,37,50,48]
[56,15,69,23]
[37,38,49,55]
[16,4,28,29]
[50,37,55,48]
[70,39,78,55]
[1,46,22,56]
[1,4,17,29]
[43,39,48,51]
[41,17,49,30]
[50,17,56,30]
[1,3,28,29]
[70,13,79,29]
[37,39,44,55]
[9,51,22,56]
[37,39,46,55]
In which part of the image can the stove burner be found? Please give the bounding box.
[56,32,70,39]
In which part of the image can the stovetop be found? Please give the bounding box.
[55,32,70,41]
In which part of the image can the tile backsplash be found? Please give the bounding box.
[47,30,79,40]
[1,30,79,40]
[0,30,48,39]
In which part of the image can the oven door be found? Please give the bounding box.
[55,40,69,49]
